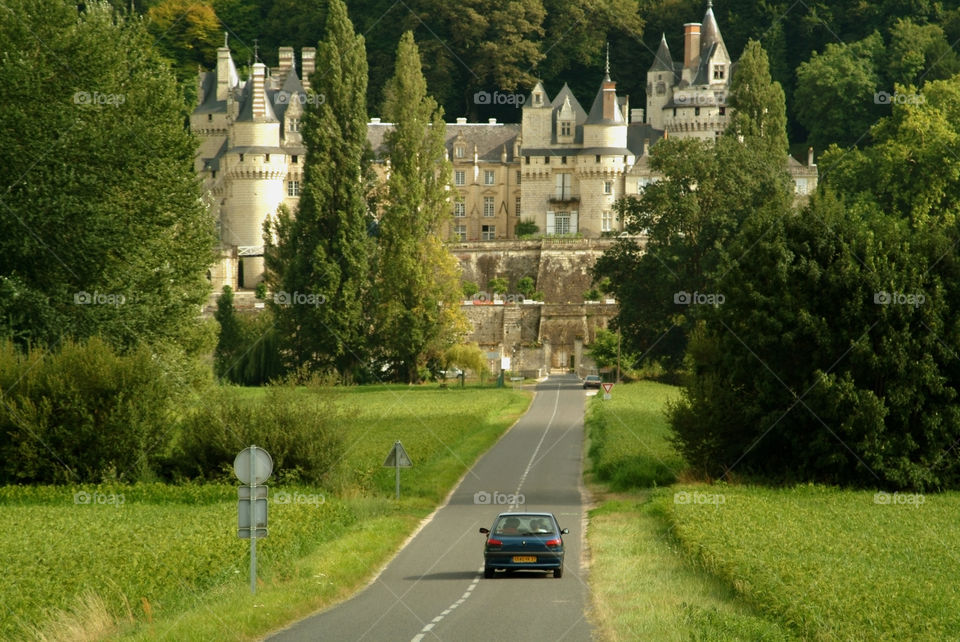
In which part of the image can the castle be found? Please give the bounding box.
[191,1,817,292]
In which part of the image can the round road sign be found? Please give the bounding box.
[233,446,273,485]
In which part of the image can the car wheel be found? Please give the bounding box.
[484,566,494,579]
[554,566,563,578]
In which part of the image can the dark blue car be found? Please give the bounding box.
[479,512,568,578]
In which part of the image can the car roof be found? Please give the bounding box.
[494,512,556,518]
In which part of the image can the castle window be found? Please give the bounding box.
[482,224,496,240]
[560,121,571,136]
[656,82,666,96]
[455,145,465,159]
[534,93,543,106]
[714,65,725,80]
[673,108,677,117]
[595,155,601,163]
[516,170,521,183]
[602,210,613,232]
[239,153,244,162]
[207,114,212,121]
[515,196,521,216]
[454,198,465,217]
[525,156,530,165]
[719,107,726,116]
[289,118,299,132]
[695,107,700,116]
[287,180,300,196]
[555,173,572,200]
[265,154,270,162]
[455,170,465,186]
[603,181,613,195]
[483,196,495,217]
[544,156,550,164]
[292,155,298,164]
[211,171,216,179]
[561,156,567,164]
[454,224,466,241]
[484,170,495,185]
[554,211,570,235]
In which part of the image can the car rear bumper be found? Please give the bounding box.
[483,551,564,570]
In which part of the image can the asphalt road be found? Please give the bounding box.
[268,374,593,641]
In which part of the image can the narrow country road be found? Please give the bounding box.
[268,374,593,641]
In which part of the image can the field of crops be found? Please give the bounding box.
[667,484,960,640]
[3,384,530,640]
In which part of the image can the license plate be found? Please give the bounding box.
[512,555,537,563]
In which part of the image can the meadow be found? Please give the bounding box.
[585,381,960,641]
[2,384,531,641]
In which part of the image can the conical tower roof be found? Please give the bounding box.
[649,33,673,72]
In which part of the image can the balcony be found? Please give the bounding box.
[548,194,580,205]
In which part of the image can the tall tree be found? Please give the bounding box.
[377,31,468,382]
[264,0,373,379]
[726,39,789,158]
[0,0,216,350]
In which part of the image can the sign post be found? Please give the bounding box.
[234,446,273,594]
[602,382,614,401]
[382,440,413,499]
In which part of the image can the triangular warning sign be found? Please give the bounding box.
[382,441,413,468]
[601,383,614,394]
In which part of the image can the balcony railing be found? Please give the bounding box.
[548,195,580,204]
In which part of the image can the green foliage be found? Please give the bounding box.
[375,31,467,383]
[443,343,490,380]
[515,219,539,237]
[726,40,788,156]
[264,1,374,379]
[487,277,508,294]
[517,276,536,299]
[586,328,619,369]
[0,338,188,484]
[0,0,216,351]
[462,280,479,298]
[172,387,344,484]
[214,287,285,385]
[254,281,268,300]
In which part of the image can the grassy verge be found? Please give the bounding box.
[5,385,531,641]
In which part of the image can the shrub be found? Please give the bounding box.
[172,386,344,485]
[0,338,185,483]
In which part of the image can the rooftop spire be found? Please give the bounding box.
[605,42,611,80]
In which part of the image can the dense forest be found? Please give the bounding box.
[123,0,960,151]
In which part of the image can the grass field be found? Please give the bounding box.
[3,384,531,641]
[585,381,960,641]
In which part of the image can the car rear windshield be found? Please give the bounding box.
[494,515,556,536]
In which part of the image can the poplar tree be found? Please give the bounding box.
[726,39,789,158]
[377,31,467,383]
[264,0,373,379]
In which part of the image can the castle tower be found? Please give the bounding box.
[645,33,674,130]
[582,54,627,149]
[521,80,553,148]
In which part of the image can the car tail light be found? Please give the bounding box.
[545,538,561,547]
[486,538,502,547]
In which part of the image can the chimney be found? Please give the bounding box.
[197,65,204,107]
[631,108,645,123]
[278,47,294,80]
[621,94,629,122]
[808,146,815,166]
[370,117,381,124]
[216,45,234,101]
[602,79,618,120]
[251,62,267,119]
[301,47,316,86]
[683,23,701,70]
[643,139,649,156]
[488,118,497,124]
[456,117,467,124]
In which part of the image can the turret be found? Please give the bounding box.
[646,33,674,130]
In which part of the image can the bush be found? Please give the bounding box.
[172,386,344,485]
[515,219,539,237]
[0,338,186,483]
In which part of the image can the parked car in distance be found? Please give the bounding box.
[583,374,602,389]
[479,512,568,578]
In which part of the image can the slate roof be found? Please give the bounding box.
[367,122,521,163]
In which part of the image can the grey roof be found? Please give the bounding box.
[586,78,626,125]
[626,123,665,154]
[700,4,725,54]
[551,83,587,122]
[230,146,287,155]
[236,74,279,123]
[194,71,227,115]
[366,122,521,163]
[270,68,305,122]
[650,34,674,72]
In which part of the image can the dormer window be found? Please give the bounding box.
[455,145,465,159]
[289,118,299,132]
[560,121,571,137]
[714,65,725,80]
[534,92,543,106]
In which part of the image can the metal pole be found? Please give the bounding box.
[395,445,401,500]
[249,445,257,595]
[616,327,621,383]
